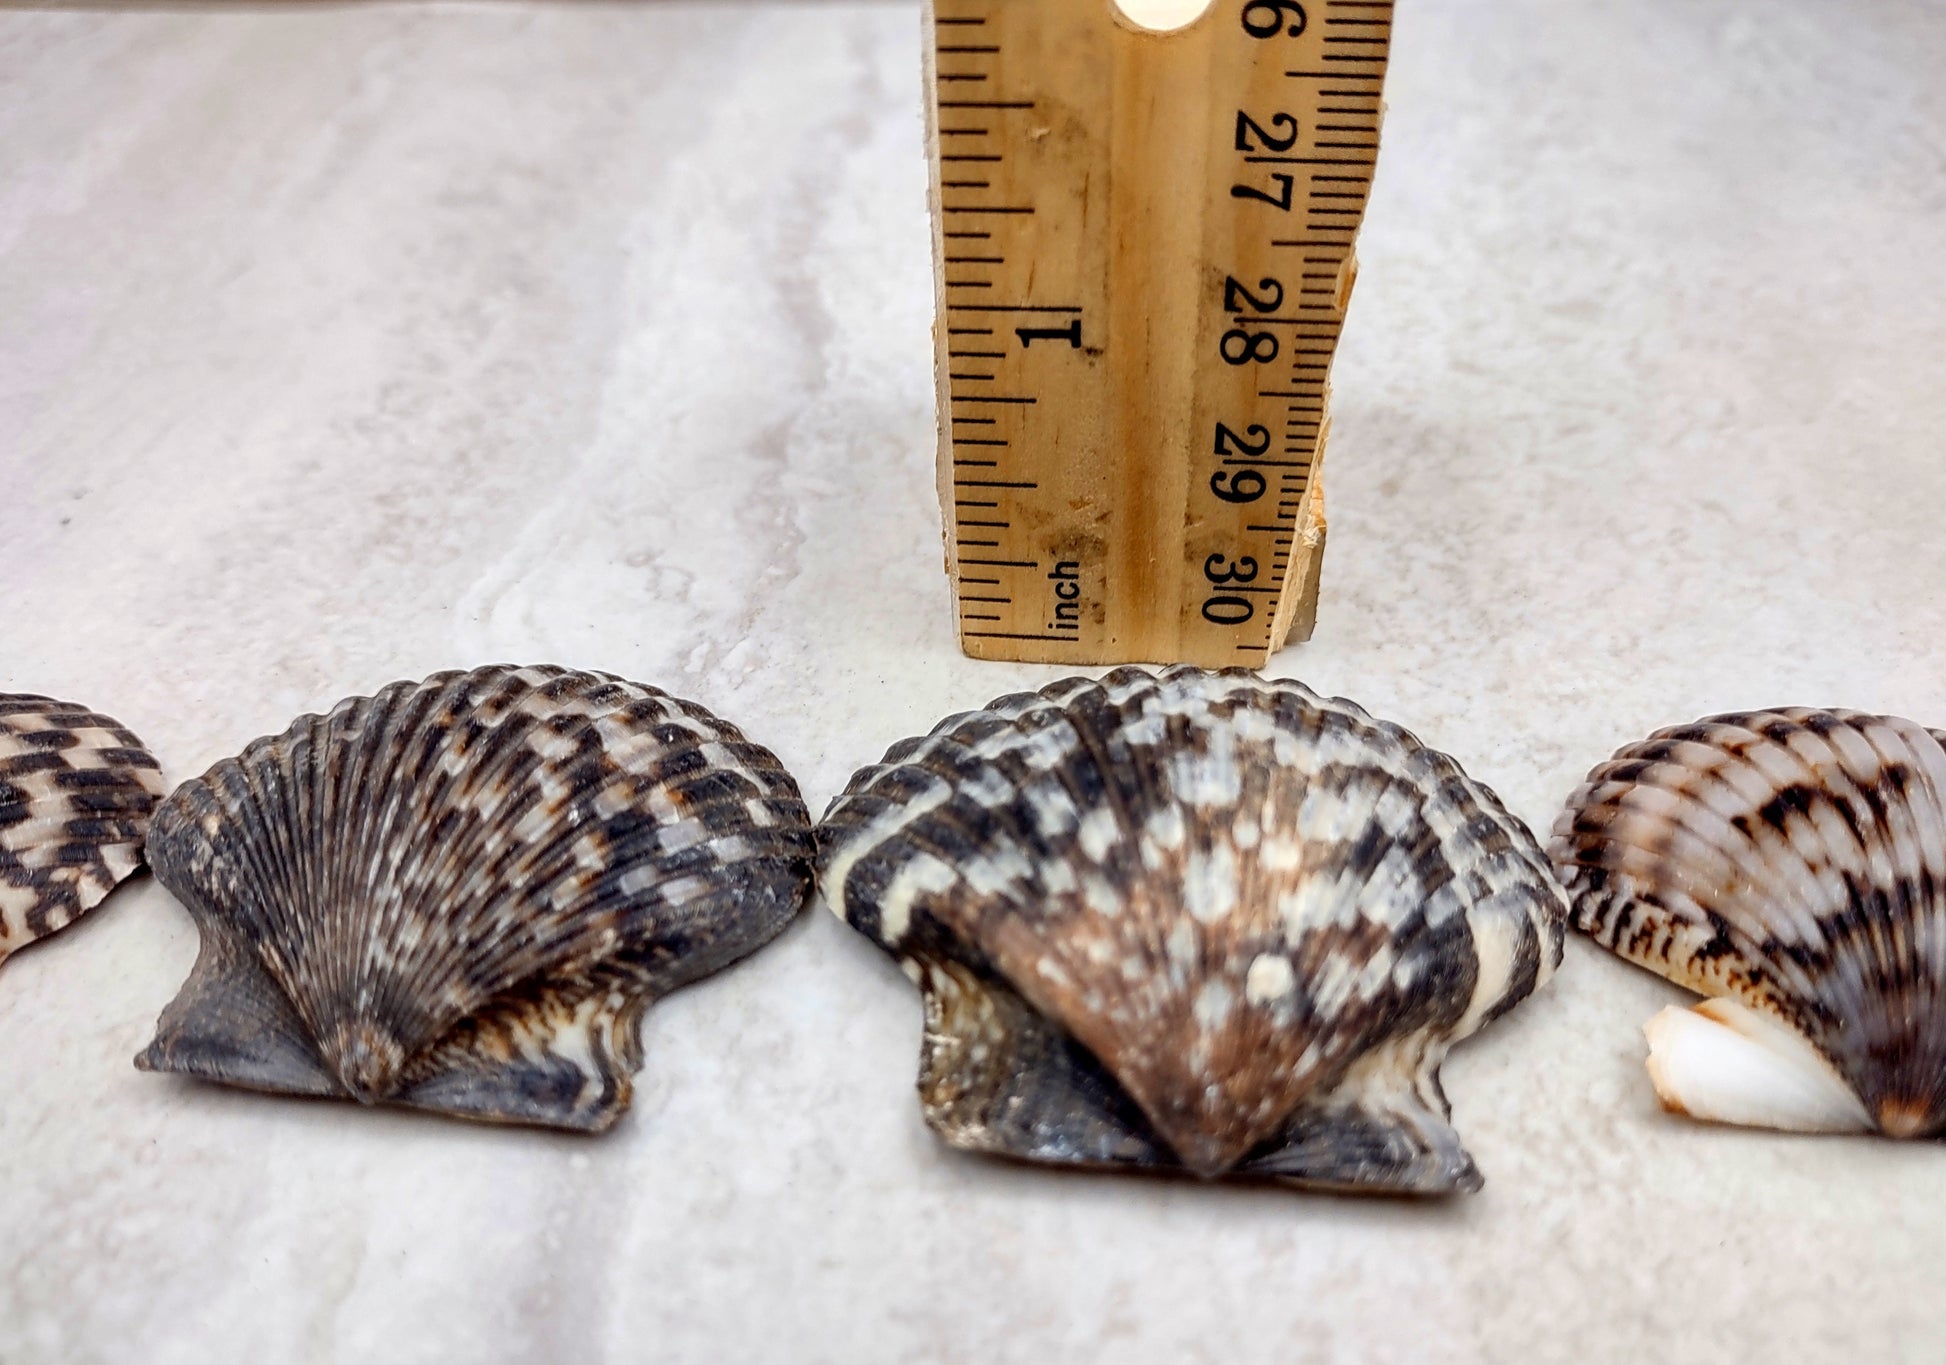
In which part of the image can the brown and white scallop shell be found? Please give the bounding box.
[137,665,813,1131]
[0,694,164,968]
[1553,707,1946,1138]
[818,666,1566,1194]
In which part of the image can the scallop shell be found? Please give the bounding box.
[0,694,164,967]
[1553,708,1946,1138]
[818,666,1566,1194]
[137,665,812,1131]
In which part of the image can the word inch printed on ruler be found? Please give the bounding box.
[926,0,1391,666]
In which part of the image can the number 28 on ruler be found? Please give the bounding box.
[929,0,1391,666]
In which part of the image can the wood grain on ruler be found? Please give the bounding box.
[926,0,1391,667]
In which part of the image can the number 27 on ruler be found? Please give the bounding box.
[928,0,1391,667]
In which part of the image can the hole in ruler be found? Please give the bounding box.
[1108,0,1216,34]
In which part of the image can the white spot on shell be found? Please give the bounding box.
[1457,900,1519,1033]
[1038,958,1074,988]
[1245,954,1296,1005]
[1082,874,1124,918]
[1181,844,1238,924]
[961,849,1033,898]
[1077,807,1119,863]
[1167,919,1198,976]
[1168,732,1241,808]
[1039,856,1078,895]
[1193,979,1234,1031]
[1260,837,1303,873]
[1145,805,1187,853]
[876,852,960,943]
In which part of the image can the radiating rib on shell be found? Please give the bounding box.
[0,694,164,966]
[1552,707,1946,1138]
[136,664,813,1131]
[818,665,1566,1194]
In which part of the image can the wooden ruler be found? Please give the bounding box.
[925,0,1392,666]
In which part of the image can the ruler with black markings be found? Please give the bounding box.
[924,0,1392,666]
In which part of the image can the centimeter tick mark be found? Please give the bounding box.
[1244,155,1375,165]
[946,303,1082,313]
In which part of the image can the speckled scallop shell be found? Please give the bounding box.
[818,666,1566,1194]
[1,694,164,967]
[1554,708,1946,1139]
[137,665,812,1131]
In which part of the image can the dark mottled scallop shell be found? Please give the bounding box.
[818,666,1566,1195]
[137,665,812,1131]
[0,694,164,967]
[1554,708,1946,1138]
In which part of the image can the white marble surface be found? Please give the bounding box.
[4,3,1945,1361]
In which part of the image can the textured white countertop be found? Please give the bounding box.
[5,4,1946,1362]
